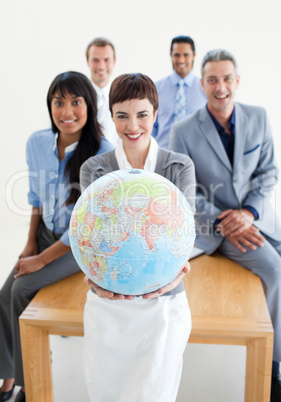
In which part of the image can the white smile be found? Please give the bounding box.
[127,133,142,139]
[62,120,75,123]
[215,95,228,99]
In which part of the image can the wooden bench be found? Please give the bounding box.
[19,253,274,402]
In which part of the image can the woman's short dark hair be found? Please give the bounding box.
[47,71,103,205]
[109,73,158,114]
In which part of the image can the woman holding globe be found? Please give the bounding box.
[80,73,196,402]
[0,71,114,402]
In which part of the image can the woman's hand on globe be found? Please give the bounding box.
[83,261,190,300]
[84,277,135,300]
[142,262,190,300]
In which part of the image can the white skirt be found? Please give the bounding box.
[83,290,191,402]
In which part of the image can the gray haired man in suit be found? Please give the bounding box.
[170,49,281,401]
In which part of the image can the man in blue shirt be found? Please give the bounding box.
[151,36,206,149]
[170,49,281,401]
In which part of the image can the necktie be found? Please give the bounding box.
[174,80,187,122]
[97,90,107,126]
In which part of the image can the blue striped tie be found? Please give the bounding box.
[174,80,187,122]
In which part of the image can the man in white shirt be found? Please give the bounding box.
[86,37,119,146]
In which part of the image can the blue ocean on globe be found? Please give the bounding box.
[69,169,195,295]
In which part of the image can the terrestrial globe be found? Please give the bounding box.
[69,169,195,295]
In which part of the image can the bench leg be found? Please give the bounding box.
[20,320,54,402]
[245,334,273,402]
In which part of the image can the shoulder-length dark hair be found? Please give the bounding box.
[109,73,159,114]
[47,71,103,205]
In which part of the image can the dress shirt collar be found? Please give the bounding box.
[207,105,236,166]
[170,70,196,87]
[53,133,78,154]
[91,80,111,98]
[115,136,159,172]
[206,105,236,135]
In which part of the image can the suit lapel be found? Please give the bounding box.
[233,103,248,176]
[199,108,232,171]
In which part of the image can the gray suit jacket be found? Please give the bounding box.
[80,147,196,213]
[170,103,281,254]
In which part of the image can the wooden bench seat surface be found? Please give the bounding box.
[185,254,269,320]
[19,252,274,402]
[22,253,272,337]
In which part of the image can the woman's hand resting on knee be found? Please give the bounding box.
[14,240,71,278]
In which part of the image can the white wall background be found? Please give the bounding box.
[1,0,281,283]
